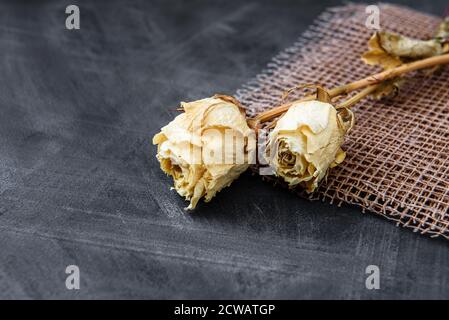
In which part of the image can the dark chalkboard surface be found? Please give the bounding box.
[0,0,448,299]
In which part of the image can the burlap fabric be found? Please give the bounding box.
[236,4,449,239]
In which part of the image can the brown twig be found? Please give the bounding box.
[335,85,379,109]
[253,53,449,125]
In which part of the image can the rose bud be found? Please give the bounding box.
[153,95,255,210]
[265,97,353,193]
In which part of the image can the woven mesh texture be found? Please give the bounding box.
[236,4,449,239]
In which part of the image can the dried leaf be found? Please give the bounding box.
[362,28,445,101]
[371,78,406,100]
[362,32,402,69]
[436,16,449,41]
[436,17,449,53]
[362,32,443,70]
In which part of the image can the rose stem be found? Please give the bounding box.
[335,85,379,109]
[253,53,449,124]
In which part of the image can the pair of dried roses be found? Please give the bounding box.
[153,20,449,210]
[153,94,346,209]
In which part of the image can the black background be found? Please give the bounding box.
[0,0,448,299]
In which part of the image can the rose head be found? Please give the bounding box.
[153,96,255,209]
[265,100,353,193]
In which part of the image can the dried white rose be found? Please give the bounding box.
[265,100,353,192]
[153,95,255,209]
